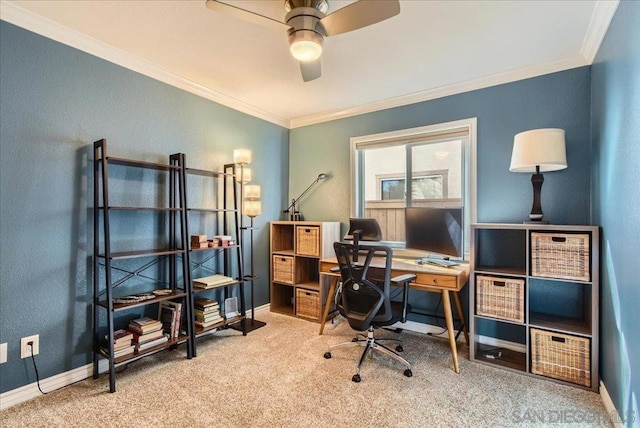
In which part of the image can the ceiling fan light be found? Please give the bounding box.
[289,30,323,62]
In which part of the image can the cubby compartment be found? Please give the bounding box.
[473,317,527,372]
[474,228,526,275]
[271,283,294,316]
[529,278,591,336]
[271,223,295,254]
[295,256,319,289]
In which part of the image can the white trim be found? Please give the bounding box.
[290,56,587,128]
[0,1,290,129]
[581,0,620,63]
[0,362,102,410]
[600,380,624,427]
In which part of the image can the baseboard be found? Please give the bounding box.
[476,334,527,354]
[0,361,103,411]
[600,380,625,427]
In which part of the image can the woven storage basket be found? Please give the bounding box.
[296,288,320,320]
[476,275,525,323]
[530,328,591,387]
[531,232,590,282]
[273,255,294,284]
[296,226,320,257]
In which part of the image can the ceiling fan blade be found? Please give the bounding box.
[205,0,291,32]
[320,0,400,37]
[300,59,322,82]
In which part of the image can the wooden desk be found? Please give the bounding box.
[318,256,470,373]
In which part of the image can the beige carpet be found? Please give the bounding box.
[1,312,611,427]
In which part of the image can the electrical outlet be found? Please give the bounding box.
[0,343,7,364]
[21,335,39,359]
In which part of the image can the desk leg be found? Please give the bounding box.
[319,277,337,335]
[442,290,460,374]
[453,291,469,346]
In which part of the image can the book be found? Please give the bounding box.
[101,344,135,359]
[158,300,182,338]
[106,329,133,347]
[133,329,165,344]
[128,317,163,335]
[194,298,219,309]
[135,335,168,352]
[195,318,223,328]
[193,274,235,289]
[194,309,220,318]
[196,314,223,323]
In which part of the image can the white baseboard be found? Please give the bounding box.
[476,334,527,354]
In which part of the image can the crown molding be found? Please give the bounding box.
[581,0,619,63]
[0,1,290,129]
[289,55,589,129]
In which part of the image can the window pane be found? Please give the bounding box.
[410,140,462,207]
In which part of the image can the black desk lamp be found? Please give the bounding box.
[283,173,327,220]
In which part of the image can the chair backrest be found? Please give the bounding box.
[333,242,394,331]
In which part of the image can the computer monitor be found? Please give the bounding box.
[344,218,383,242]
[405,207,463,259]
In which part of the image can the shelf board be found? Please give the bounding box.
[189,244,240,252]
[474,266,526,276]
[270,305,294,316]
[295,282,320,292]
[99,334,189,365]
[104,156,179,171]
[99,291,188,311]
[98,248,185,260]
[186,168,233,178]
[272,249,296,256]
[98,206,181,211]
[475,344,526,372]
[187,208,236,213]
[529,275,592,285]
[529,312,592,336]
[194,315,245,336]
[473,314,526,327]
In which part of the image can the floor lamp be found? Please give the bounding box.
[242,193,266,332]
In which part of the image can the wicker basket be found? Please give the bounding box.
[530,232,590,282]
[296,226,320,257]
[530,328,591,387]
[476,275,525,323]
[273,255,294,284]
[296,288,320,320]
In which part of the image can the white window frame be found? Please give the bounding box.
[350,118,477,255]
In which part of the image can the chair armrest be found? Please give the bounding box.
[391,274,415,322]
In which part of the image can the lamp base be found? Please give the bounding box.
[231,319,266,333]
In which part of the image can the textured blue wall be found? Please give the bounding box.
[289,67,592,322]
[591,0,640,424]
[0,22,288,393]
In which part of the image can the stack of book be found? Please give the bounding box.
[193,274,236,290]
[102,329,134,359]
[191,234,208,249]
[194,298,224,329]
[158,300,182,339]
[128,317,168,352]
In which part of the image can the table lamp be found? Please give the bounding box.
[509,128,567,223]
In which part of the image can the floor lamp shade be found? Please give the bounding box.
[233,149,251,165]
[509,128,567,222]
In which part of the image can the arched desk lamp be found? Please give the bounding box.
[283,173,328,221]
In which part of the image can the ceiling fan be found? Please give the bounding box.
[205,0,400,82]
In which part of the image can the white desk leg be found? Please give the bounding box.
[442,290,460,374]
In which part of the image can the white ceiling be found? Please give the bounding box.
[0,0,618,128]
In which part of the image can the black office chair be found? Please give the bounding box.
[323,242,415,382]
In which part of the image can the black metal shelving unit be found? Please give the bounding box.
[183,161,246,357]
[92,139,193,393]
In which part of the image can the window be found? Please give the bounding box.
[350,118,477,256]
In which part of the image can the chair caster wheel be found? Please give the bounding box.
[352,374,361,383]
[396,345,403,352]
[324,352,332,359]
[404,369,413,377]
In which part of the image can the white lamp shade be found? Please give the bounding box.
[245,184,261,199]
[236,167,251,183]
[510,128,567,173]
[244,200,262,217]
[233,149,251,165]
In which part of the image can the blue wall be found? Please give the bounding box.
[0,22,289,393]
[591,0,640,424]
[289,67,592,320]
